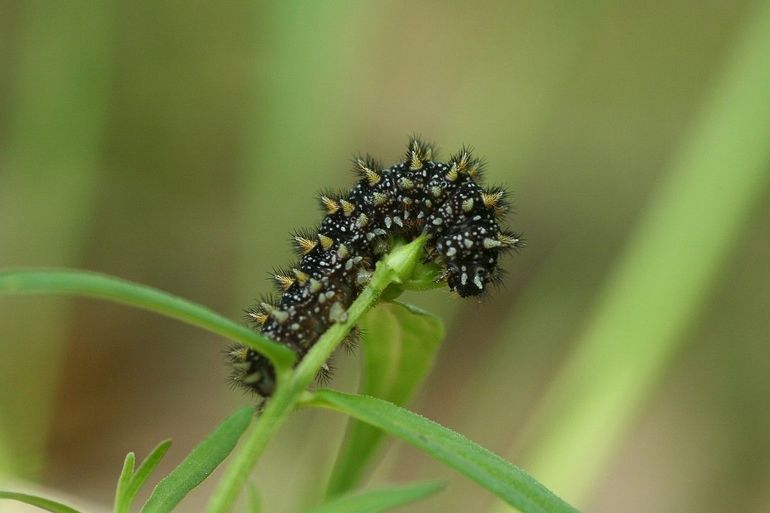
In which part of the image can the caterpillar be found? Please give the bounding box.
[228,137,524,397]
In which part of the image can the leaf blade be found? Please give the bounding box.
[327,302,444,495]
[309,391,580,513]
[305,481,444,513]
[0,491,84,513]
[0,269,294,369]
[117,439,173,513]
[139,408,253,513]
[114,451,136,513]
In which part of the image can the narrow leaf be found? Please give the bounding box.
[140,408,253,513]
[117,440,172,513]
[114,451,136,513]
[309,391,580,513]
[306,481,444,513]
[0,491,84,513]
[327,301,443,495]
[0,269,295,370]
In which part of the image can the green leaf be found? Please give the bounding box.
[0,491,84,513]
[114,440,173,513]
[0,269,295,370]
[327,301,444,496]
[114,451,136,513]
[308,391,580,513]
[140,408,253,513]
[305,481,444,513]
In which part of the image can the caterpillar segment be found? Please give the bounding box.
[229,137,524,396]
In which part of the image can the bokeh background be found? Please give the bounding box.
[1,1,769,512]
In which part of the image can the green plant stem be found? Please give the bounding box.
[0,269,295,371]
[204,236,427,513]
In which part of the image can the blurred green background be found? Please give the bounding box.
[1,1,769,512]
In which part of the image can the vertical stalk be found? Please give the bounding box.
[491,2,770,508]
[0,0,113,477]
[205,237,426,513]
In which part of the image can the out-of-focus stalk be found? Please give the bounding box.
[0,0,113,477]
[491,1,770,508]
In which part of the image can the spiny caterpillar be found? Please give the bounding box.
[228,137,524,396]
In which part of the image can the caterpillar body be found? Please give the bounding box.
[228,137,523,396]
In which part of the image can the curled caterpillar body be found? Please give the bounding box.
[228,137,524,396]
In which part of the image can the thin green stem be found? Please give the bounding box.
[204,236,427,513]
[0,269,295,371]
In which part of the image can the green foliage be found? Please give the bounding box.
[0,492,83,513]
[140,408,253,513]
[327,301,444,495]
[1,411,250,513]
[0,269,294,370]
[308,391,579,513]
[0,237,579,513]
[304,481,445,513]
[114,452,136,513]
[114,440,172,513]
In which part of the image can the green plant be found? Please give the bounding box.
[0,238,578,513]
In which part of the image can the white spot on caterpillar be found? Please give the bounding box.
[271,309,289,324]
[356,270,372,285]
[329,302,348,323]
[474,275,483,289]
[432,218,443,226]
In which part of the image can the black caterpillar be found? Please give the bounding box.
[228,137,523,396]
